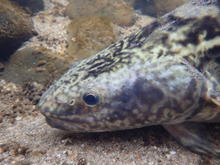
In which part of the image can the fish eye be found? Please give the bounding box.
[82,93,99,106]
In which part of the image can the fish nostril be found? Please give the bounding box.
[69,100,75,106]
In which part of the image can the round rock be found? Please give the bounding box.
[0,0,36,60]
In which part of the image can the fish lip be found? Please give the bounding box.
[45,116,71,131]
[41,109,90,125]
[44,115,97,132]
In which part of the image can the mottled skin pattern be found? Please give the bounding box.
[39,0,220,157]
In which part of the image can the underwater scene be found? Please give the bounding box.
[0,0,220,164]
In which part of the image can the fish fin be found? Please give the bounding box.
[163,122,220,158]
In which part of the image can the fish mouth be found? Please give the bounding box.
[44,116,89,132]
[43,112,104,132]
[45,116,71,131]
[38,105,80,131]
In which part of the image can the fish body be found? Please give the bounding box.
[39,0,220,157]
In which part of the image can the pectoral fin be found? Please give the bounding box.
[163,123,220,157]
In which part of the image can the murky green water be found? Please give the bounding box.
[1,1,220,165]
[0,0,188,86]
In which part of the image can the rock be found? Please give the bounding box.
[129,0,188,17]
[65,0,136,26]
[11,0,44,14]
[153,0,188,16]
[1,47,71,85]
[67,16,116,60]
[0,62,4,72]
[132,0,157,16]
[0,0,36,61]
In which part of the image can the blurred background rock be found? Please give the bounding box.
[11,0,44,14]
[0,0,36,61]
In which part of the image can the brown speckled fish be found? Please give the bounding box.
[39,0,220,157]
